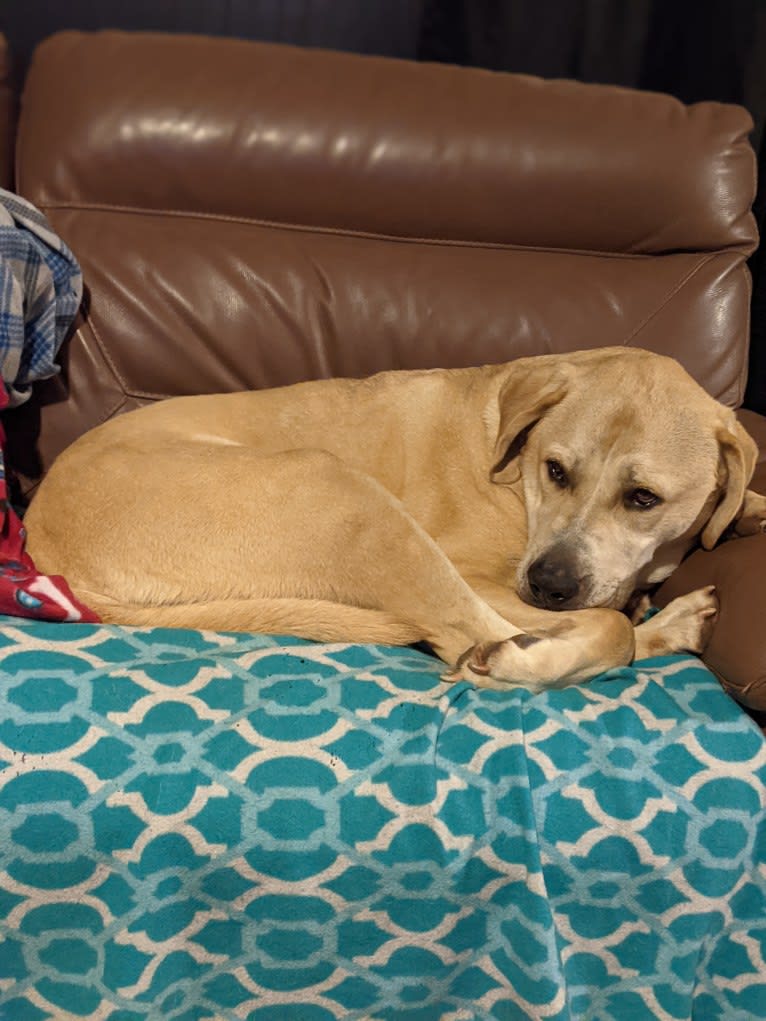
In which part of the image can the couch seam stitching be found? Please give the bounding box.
[38,200,756,260]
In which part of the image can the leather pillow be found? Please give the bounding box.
[655,534,766,710]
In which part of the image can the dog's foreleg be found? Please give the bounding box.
[442,577,634,690]
[443,608,636,691]
[447,578,718,689]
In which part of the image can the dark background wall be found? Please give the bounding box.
[3,0,765,411]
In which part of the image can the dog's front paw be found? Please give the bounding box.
[635,585,719,659]
[673,585,720,654]
[440,644,496,687]
[441,633,560,692]
[442,640,523,689]
[733,489,766,538]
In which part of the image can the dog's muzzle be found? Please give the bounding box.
[526,548,584,610]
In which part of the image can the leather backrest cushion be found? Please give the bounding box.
[10,30,759,482]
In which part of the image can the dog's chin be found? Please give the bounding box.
[516,582,583,612]
[576,588,633,612]
[517,580,630,613]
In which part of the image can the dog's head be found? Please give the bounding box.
[489,348,766,611]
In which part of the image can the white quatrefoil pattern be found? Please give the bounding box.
[0,618,765,1020]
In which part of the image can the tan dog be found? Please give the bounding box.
[24,347,766,691]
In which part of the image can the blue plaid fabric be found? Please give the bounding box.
[0,188,82,406]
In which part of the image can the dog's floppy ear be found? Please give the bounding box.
[701,420,761,549]
[490,361,569,484]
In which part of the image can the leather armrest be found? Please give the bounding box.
[654,534,766,710]
[655,409,766,711]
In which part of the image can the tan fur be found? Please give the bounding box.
[24,348,763,690]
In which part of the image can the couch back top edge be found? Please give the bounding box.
[16,29,758,257]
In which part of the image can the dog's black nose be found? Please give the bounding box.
[527,554,581,609]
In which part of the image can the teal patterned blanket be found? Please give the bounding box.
[0,618,765,1020]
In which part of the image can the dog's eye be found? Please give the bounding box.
[627,488,660,510]
[546,459,569,488]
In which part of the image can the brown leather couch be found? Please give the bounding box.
[3,29,765,708]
